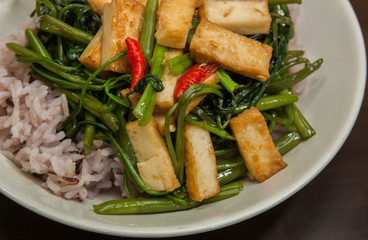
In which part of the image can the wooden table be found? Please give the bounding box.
[1,1,367,239]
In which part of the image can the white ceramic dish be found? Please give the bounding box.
[0,0,366,238]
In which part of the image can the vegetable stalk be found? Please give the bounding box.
[132,44,167,126]
[167,53,194,76]
[139,0,160,60]
[39,15,93,45]
[216,69,239,93]
[93,181,243,215]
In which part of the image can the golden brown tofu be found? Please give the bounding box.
[137,156,178,191]
[155,0,197,49]
[134,0,147,5]
[120,88,141,109]
[152,113,176,136]
[126,119,180,191]
[190,18,273,81]
[87,0,111,15]
[184,123,220,202]
[230,107,287,182]
[186,73,219,115]
[78,27,103,71]
[199,0,272,35]
[155,49,185,114]
[101,0,145,73]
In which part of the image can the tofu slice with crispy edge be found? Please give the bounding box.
[152,113,176,136]
[135,0,147,5]
[184,123,220,202]
[155,0,197,49]
[79,27,103,71]
[230,107,287,182]
[101,0,145,73]
[155,49,185,114]
[185,73,219,115]
[190,18,273,82]
[87,0,111,15]
[120,88,141,109]
[198,0,272,35]
[87,0,147,15]
[125,119,180,191]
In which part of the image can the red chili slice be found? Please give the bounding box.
[125,37,146,92]
[174,63,219,100]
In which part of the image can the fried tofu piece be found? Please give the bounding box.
[184,123,220,202]
[126,119,180,191]
[101,0,145,73]
[155,0,197,49]
[137,156,178,191]
[185,73,219,115]
[120,88,141,109]
[199,0,272,35]
[230,107,287,182]
[134,0,147,5]
[155,49,185,113]
[152,113,177,136]
[87,0,111,15]
[78,27,103,71]
[190,18,273,81]
[87,0,147,15]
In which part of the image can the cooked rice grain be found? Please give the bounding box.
[0,18,125,201]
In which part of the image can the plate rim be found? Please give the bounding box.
[0,0,366,237]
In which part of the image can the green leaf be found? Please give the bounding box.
[66,45,84,60]
[133,74,164,93]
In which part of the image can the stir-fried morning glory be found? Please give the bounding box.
[6,0,323,214]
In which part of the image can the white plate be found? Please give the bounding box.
[0,0,366,237]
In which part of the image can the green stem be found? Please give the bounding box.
[115,107,144,194]
[216,69,239,93]
[150,44,167,77]
[132,44,166,126]
[269,0,302,4]
[291,104,316,139]
[214,146,238,156]
[256,94,299,111]
[93,197,198,215]
[93,181,243,215]
[25,28,52,60]
[83,112,96,155]
[191,107,217,127]
[216,156,244,171]
[185,114,235,140]
[56,36,64,61]
[262,112,296,131]
[165,103,178,170]
[274,132,301,155]
[167,52,194,76]
[139,0,160,60]
[36,0,57,17]
[203,181,243,204]
[186,18,200,46]
[50,85,120,131]
[133,84,157,126]
[285,50,305,60]
[217,165,247,186]
[266,58,323,93]
[39,15,93,45]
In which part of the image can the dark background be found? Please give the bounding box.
[1,1,367,239]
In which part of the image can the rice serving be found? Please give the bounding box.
[0,18,125,201]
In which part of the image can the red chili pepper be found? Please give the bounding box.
[174,63,219,100]
[125,37,146,92]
